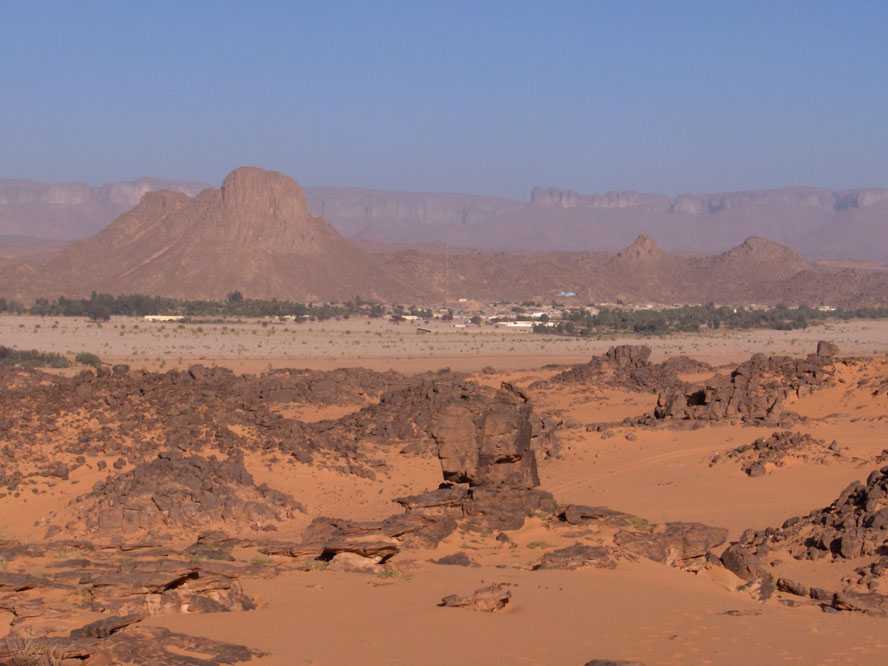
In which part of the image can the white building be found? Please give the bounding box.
[143,315,184,322]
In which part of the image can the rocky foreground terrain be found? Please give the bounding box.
[0,341,888,663]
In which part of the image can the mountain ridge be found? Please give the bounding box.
[2,168,887,307]
[4,178,888,263]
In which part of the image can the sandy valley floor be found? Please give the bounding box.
[2,318,888,665]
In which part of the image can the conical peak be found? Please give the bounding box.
[727,236,796,260]
[617,233,664,261]
[221,166,308,220]
[738,236,774,251]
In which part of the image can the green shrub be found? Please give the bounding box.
[0,346,70,368]
[75,352,102,369]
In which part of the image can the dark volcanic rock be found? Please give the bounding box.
[462,486,557,531]
[767,467,888,561]
[263,381,560,565]
[653,348,836,424]
[709,431,845,476]
[722,466,888,616]
[721,543,769,581]
[67,450,302,538]
[430,382,539,489]
[434,552,474,566]
[539,345,699,394]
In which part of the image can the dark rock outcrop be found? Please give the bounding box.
[722,467,888,615]
[653,349,836,424]
[0,625,263,666]
[65,451,302,538]
[709,431,845,476]
[539,345,707,394]
[533,544,618,570]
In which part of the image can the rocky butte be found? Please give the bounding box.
[0,167,423,302]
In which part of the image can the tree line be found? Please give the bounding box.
[0,292,389,321]
[535,304,888,336]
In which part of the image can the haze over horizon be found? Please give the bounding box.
[3,1,887,198]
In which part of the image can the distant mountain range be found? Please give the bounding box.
[0,178,206,240]
[2,177,887,263]
[2,167,888,307]
[307,184,888,263]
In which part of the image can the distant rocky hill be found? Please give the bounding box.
[304,184,888,263]
[0,178,207,240]
[0,168,423,302]
[4,177,887,263]
[377,235,888,307]
[2,168,887,307]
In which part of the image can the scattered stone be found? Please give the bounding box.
[709,431,846,476]
[439,583,511,612]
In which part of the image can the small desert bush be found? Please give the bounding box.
[74,352,102,369]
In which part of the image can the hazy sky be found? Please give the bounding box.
[2,1,887,198]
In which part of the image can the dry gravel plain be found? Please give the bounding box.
[4,314,888,372]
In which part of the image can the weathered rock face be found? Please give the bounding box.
[613,522,728,566]
[653,349,835,423]
[431,383,538,489]
[531,187,667,210]
[258,381,559,568]
[606,344,653,368]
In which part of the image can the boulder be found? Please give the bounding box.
[439,583,511,612]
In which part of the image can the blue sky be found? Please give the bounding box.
[2,1,886,197]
